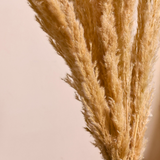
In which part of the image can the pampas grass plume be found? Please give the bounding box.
[27,0,160,159]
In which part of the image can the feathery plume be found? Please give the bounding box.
[27,0,160,159]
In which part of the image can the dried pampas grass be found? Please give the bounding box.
[27,0,160,159]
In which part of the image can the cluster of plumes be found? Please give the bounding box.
[28,0,160,159]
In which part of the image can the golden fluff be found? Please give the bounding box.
[27,0,160,159]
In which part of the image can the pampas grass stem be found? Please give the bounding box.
[27,0,160,159]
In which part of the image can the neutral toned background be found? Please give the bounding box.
[0,1,159,160]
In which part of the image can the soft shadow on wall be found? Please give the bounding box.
[144,49,160,160]
[145,105,160,160]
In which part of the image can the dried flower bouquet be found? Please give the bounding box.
[27,0,160,159]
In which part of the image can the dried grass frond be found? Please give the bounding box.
[27,0,160,159]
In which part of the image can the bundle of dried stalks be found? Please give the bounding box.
[27,0,160,159]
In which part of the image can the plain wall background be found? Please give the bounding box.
[0,1,159,160]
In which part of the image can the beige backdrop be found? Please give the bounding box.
[0,1,159,160]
